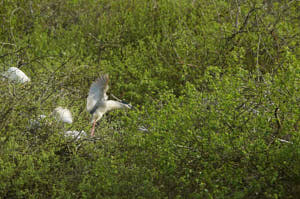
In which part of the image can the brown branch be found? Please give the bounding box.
[226,7,260,41]
[0,45,30,59]
[274,107,281,134]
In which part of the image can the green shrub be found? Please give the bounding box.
[0,0,299,198]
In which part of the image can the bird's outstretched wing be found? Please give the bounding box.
[87,74,109,113]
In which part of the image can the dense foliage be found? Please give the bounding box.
[0,0,299,198]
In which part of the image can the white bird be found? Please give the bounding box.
[53,107,73,124]
[64,130,87,139]
[87,74,132,136]
[2,67,30,83]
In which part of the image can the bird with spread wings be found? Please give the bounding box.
[87,74,132,136]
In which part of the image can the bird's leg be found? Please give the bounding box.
[91,120,97,137]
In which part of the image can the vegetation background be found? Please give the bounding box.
[0,0,299,198]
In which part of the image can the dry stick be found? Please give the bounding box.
[272,108,293,144]
[235,0,241,29]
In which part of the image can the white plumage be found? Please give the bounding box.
[138,125,149,132]
[54,107,73,124]
[64,130,87,139]
[2,67,30,83]
[87,74,132,136]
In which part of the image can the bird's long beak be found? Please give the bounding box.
[121,100,133,109]
[127,103,133,109]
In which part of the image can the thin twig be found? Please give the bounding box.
[226,7,261,41]
[0,45,30,59]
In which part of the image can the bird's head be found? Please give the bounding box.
[90,108,105,124]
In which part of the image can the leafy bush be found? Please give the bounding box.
[0,0,299,198]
